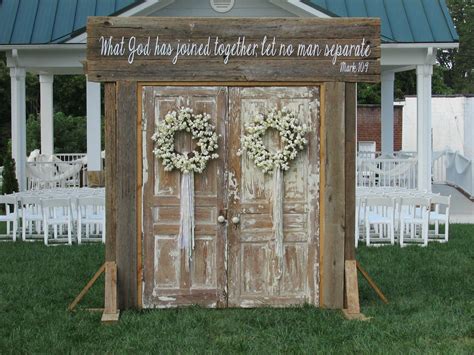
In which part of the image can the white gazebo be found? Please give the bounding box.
[0,0,459,190]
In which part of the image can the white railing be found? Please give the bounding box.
[357,152,418,189]
[55,153,87,162]
[26,161,85,190]
[25,152,88,190]
[432,150,473,198]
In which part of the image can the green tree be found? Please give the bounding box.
[439,0,474,94]
[0,53,10,160]
[53,75,86,116]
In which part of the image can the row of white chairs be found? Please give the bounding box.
[0,192,105,246]
[356,190,450,247]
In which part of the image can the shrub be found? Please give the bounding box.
[1,141,19,195]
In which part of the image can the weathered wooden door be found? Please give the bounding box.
[142,86,320,308]
[142,86,227,308]
[227,87,321,307]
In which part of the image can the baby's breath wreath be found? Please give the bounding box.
[151,107,219,174]
[151,107,219,269]
[239,107,309,272]
[239,107,309,174]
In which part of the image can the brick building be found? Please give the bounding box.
[357,104,404,153]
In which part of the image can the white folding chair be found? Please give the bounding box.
[77,196,105,244]
[399,197,430,247]
[20,195,44,241]
[429,195,450,243]
[41,198,74,245]
[355,196,366,248]
[0,194,19,241]
[364,196,396,246]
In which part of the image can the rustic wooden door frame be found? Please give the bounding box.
[104,81,356,310]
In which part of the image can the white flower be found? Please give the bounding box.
[240,108,308,174]
[151,107,220,174]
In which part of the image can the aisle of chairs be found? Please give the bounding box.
[356,187,451,247]
[0,188,105,246]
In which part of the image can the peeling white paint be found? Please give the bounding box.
[158,296,177,302]
[227,171,240,203]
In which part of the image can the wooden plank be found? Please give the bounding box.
[344,83,357,261]
[136,84,143,309]
[356,262,389,304]
[102,261,119,322]
[344,260,360,314]
[105,83,117,263]
[115,81,138,309]
[86,17,380,83]
[320,82,346,309]
[68,263,105,311]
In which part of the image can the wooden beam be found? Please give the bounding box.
[68,263,105,311]
[320,82,346,309]
[105,82,117,263]
[344,83,357,261]
[343,83,357,310]
[86,17,381,83]
[102,261,120,322]
[115,81,138,309]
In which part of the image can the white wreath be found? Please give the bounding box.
[239,107,309,173]
[151,107,219,173]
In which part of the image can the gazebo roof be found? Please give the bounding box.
[0,0,459,46]
[304,0,459,43]
[0,0,141,45]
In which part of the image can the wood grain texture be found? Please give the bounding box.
[344,83,356,261]
[103,261,118,315]
[227,87,320,307]
[105,83,117,263]
[141,86,227,308]
[115,81,138,309]
[86,17,380,83]
[320,82,346,309]
[344,260,360,314]
[137,84,144,309]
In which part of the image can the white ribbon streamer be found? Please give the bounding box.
[179,171,195,270]
[273,167,284,267]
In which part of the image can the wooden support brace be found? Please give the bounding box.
[68,263,105,311]
[356,261,389,304]
[101,261,120,323]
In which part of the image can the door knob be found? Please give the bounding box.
[217,215,226,224]
[231,216,240,224]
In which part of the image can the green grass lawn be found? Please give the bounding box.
[0,224,473,353]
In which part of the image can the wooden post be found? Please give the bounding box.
[101,261,120,322]
[344,83,357,262]
[115,81,138,309]
[105,82,117,264]
[343,82,360,312]
[320,82,346,309]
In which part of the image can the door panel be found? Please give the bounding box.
[142,86,227,308]
[228,87,320,307]
[142,85,320,308]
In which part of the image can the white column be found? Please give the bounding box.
[39,74,54,156]
[416,64,433,192]
[381,71,395,154]
[10,67,27,191]
[86,79,102,171]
